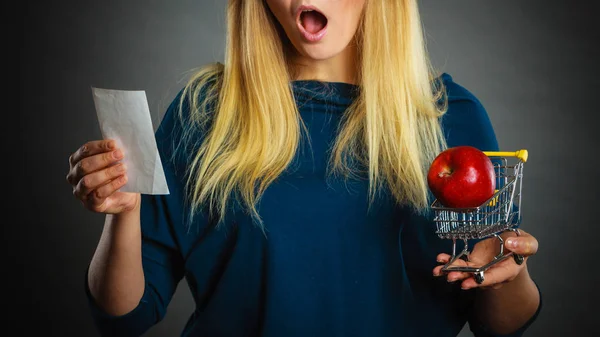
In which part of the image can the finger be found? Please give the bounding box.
[67,140,119,185]
[436,253,452,263]
[433,254,452,276]
[435,253,473,264]
[69,140,116,167]
[85,176,128,213]
[432,256,472,281]
[69,148,125,186]
[506,236,538,257]
[443,258,472,282]
[466,278,510,291]
[85,189,110,213]
[486,282,506,290]
[460,259,521,290]
[73,163,127,199]
[93,174,128,201]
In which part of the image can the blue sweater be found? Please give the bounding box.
[85,73,541,337]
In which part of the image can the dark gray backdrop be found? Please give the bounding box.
[17,0,598,336]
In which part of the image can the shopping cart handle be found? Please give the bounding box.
[483,149,528,163]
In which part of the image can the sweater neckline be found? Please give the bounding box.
[290,80,360,107]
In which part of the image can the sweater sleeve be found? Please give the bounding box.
[441,75,542,336]
[468,281,543,337]
[84,90,192,337]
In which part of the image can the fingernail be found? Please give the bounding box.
[113,149,123,159]
[506,239,516,248]
[116,164,126,172]
[108,141,115,149]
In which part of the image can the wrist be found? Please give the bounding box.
[105,197,141,231]
[117,193,142,217]
[479,264,533,294]
[511,264,535,288]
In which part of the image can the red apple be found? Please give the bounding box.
[427,146,496,208]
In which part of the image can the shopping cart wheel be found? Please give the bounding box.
[513,254,524,265]
[474,272,485,284]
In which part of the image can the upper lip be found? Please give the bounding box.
[296,4,328,25]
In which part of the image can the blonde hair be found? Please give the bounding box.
[177,0,447,230]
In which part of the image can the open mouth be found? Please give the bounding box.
[296,5,328,42]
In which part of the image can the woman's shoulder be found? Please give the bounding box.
[162,68,222,132]
[439,72,483,104]
[156,71,221,168]
[437,72,490,121]
[438,73,499,150]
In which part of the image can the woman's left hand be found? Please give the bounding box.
[432,229,539,290]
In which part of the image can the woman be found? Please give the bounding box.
[66,0,541,336]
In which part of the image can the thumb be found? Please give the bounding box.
[505,236,538,256]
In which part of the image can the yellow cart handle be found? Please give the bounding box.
[483,149,528,163]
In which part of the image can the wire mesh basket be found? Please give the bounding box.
[431,150,528,284]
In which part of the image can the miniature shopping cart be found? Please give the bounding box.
[431,150,528,284]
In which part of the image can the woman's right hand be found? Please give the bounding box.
[66,139,140,214]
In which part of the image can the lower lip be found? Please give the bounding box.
[297,19,328,43]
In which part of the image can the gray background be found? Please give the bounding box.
[16,0,598,336]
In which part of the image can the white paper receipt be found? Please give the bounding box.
[91,88,170,195]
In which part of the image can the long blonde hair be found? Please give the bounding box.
[176,0,447,229]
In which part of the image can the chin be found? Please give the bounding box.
[293,40,348,62]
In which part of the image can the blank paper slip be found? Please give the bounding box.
[91,88,170,195]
